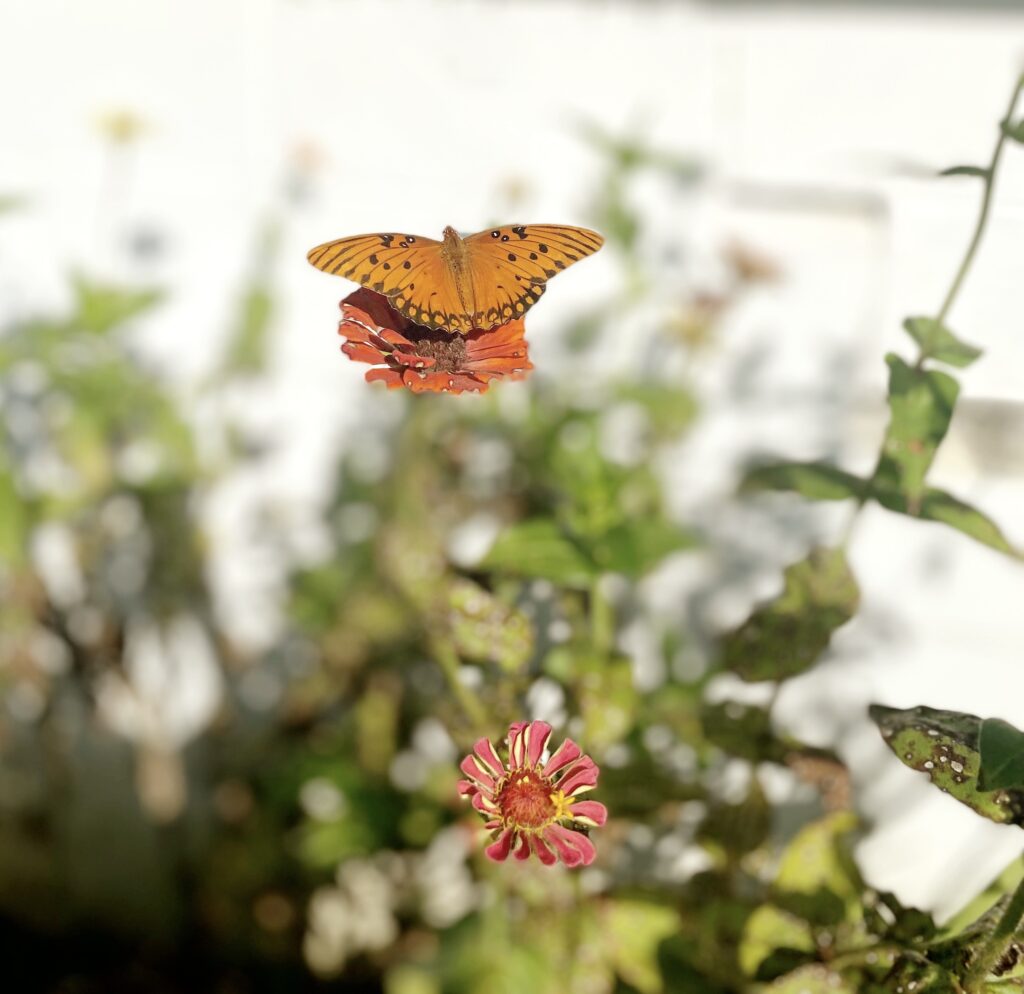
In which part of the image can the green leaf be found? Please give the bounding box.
[481,518,598,588]
[740,461,866,502]
[873,488,1021,557]
[879,957,959,993]
[603,900,682,994]
[872,354,959,510]
[71,274,164,335]
[773,812,864,926]
[938,165,991,179]
[979,718,1024,792]
[1001,118,1024,143]
[739,905,815,979]
[596,516,696,577]
[721,547,860,683]
[903,316,983,368]
[768,965,857,993]
[869,704,1024,826]
[447,577,533,673]
[615,382,699,439]
[700,700,786,763]
[697,778,771,858]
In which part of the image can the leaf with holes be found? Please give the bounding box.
[872,354,959,511]
[721,547,859,683]
[740,461,865,502]
[979,718,1024,792]
[869,704,1024,826]
[902,316,983,368]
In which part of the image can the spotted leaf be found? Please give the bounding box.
[869,704,1024,826]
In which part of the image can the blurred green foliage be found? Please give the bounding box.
[1,82,1024,994]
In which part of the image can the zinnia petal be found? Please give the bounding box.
[485,828,515,862]
[542,739,582,778]
[558,757,600,796]
[544,824,597,867]
[567,800,608,826]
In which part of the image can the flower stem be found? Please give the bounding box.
[935,73,1024,328]
[589,576,615,656]
[430,634,488,736]
[963,858,1024,991]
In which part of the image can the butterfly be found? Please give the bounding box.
[307,224,603,334]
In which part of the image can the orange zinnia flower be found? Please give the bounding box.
[337,288,533,394]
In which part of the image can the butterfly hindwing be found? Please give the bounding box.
[463,224,604,328]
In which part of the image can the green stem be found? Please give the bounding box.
[963,860,1024,991]
[589,576,615,656]
[840,71,1024,547]
[936,73,1024,328]
[431,634,488,736]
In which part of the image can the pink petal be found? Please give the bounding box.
[524,834,552,865]
[558,757,600,796]
[542,739,581,778]
[471,792,496,815]
[513,834,531,861]
[507,722,529,768]
[544,824,597,867]
[524,721,553,768]
[567,800,607,827]
[459,754,496,789]
[473,738,504,778]
[456,779,478,797]
[485,828,515,862]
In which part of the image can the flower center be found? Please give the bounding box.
[495,769,559,829]
[409,330,467,373]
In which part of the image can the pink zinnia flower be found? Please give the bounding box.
[458,720,608,867]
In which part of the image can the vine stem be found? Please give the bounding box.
[963,861,1024,991]
[430,634,488,736]
[839,70,1024,551]
[936,73,1024,328]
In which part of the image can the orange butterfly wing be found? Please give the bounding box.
[308,224,603,333]
[306,232,466,331]
[462,224,604,329]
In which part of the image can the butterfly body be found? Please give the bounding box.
[307,224,603,334]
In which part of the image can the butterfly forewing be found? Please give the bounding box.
[307,231,464,331]
[308,224,603,334]
[462,225,604,329]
